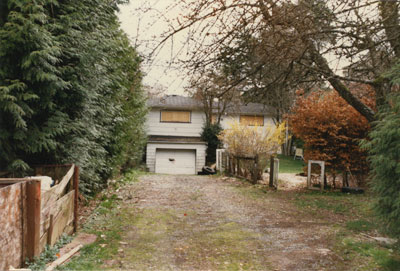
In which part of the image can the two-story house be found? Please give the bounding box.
[146,95,275,175]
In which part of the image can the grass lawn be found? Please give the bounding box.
[277,154,305,173]
[291,190,400,270]
[237,184,400,270]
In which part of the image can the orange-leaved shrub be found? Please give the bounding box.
[288,86,374,180]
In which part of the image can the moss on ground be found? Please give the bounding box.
[332,231,400,271]
[182,222,267,270]
[60,174,400,271]
[61,198,269,270]
[233,182,400,271]
[290,190,400,270]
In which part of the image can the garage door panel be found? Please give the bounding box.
[155,149,196,174]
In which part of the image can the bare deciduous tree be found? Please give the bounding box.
[155,0,400,123]
[187,70,241,125]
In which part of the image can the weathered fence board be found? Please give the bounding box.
[26,180,41,260]
[269,157,280,188]
[50,191,75,246]
[41,165,74,209]
[216,149,225,172]
[220,150,279,186]
[0,183,23,271]
[222,152,261,184]
[0,164,79,269]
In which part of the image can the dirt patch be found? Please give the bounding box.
[106,174,344,271]
[260,172,307,190]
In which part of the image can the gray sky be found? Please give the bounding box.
[117,0,364,96]
[118,0,188,95]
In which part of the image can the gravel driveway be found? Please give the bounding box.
[110,174,340,270]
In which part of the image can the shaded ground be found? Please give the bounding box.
[61,173,400,271]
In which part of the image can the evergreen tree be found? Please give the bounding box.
[364,63,400,237]
[0,1,7,26]
[0,0,70,172]
[0,0,147,194]
[201,123,222,164]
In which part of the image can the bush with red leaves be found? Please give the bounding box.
[288,86,375,180]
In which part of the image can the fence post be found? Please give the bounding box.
[25,180,41,261]
[47,215,54,246]
[252,155,259,184]
[269,156,275,187]
[273,158,279,188]
[73,165,79,233]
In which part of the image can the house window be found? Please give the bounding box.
[240,115,264,126]
[160,110,191,123]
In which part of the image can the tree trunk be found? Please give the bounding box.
[380,1,400,59]
[308,43,376,123]
[258,0,377,123]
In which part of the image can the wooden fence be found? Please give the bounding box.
[0,164,79,270]
[223,153,261,184]
[217,150,279,187]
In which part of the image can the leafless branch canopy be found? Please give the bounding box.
[155,0,400,122]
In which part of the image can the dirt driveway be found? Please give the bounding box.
[107,174,339,271]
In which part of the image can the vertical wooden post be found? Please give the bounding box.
[252,156,259,184]
[47,215,54,246]
[269,156,275,187]
[307,160,312,189]
[73,165,79,233]
[21,182,27,265]
[273,158,280,188]
[25,180,41,261]
[320,162,325,191]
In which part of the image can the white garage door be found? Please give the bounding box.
[155,149,196,175]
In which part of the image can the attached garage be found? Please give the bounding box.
[146,136,207,174]
[155,149,196,174]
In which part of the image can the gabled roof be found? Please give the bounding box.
[148,95,275,115]
[147,95,203,110]
[223,103,275,115]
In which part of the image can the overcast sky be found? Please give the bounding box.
[117,0,358,96]
[118,0,188,95]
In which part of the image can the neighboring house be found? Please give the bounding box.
[146,95,275,175]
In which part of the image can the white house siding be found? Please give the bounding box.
[146,142,207,173]
[146,109,206,137]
